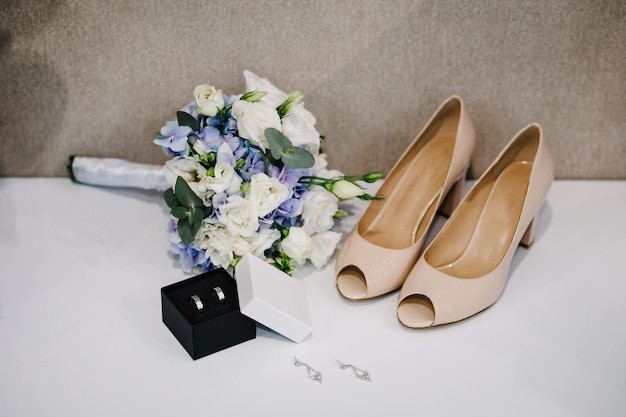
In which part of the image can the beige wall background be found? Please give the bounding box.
[0,0,624,179]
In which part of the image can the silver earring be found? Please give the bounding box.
[336,359,371,382]
[293,357,322,383]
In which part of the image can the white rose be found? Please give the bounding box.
[193,84,225,117]
[198,162,242,194]
[248,228,281,259]
[243,70,288,108]
[309,230,342,269]
[330,179,364,200]
[231,99,281,149]
[194,221,234,270]
[301,188,338,233]
[218,195,259,237]
[249,173,290,217]
[281,104,320,154]
[280,226,313,265]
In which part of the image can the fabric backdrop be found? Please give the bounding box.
[1,0,624,179]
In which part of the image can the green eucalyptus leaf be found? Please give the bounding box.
[264,128,314,168]
[281,146,315,168]
[163,188,178,209]
[171,206,189,219]
[177,220,196,245]
[267,153,283,169]
[174,176,204,208]
[192,206,204,227]
[176,111,200,132]
[265,128,291,160]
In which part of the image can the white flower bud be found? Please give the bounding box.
[330,179,364,200]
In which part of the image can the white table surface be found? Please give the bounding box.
[1,178,625,416]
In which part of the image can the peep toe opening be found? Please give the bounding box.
[397,294,435,328]
[336,265,368,300]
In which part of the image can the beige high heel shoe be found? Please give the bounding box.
[335,96,476,300]
[397,123,553,327]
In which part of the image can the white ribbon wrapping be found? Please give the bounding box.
[70,156,169,191]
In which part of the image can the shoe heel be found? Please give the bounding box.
[439,165,468,217]
[519,217,536,248]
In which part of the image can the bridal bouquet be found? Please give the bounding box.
[154,71,381,275]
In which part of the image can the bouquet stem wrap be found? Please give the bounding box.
[69,156,169,191]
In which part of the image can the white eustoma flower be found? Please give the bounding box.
[215,141,237,166]
[231,99,281,149]
[249,173,290,217]
[313,153,329,174]
[193,221,216,250]
[194,221,234,270]
[243,70,288,108]
[249,227,281,259]
[315,167,343,179]
[163,156,206,186]
[309,230,342,269]
[280,226,313,265]
[301,188,338,233]
[193,84,225,117]
[231,234,253,257]
[163,156,207,198]
[192,138,210,155]
[218,195,259,237]
[198,162,242,194]
[281,104,321,154]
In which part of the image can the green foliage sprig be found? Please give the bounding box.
[265,128,315,169]
[163,177,208,245]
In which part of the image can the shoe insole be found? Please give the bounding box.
[435,161,532,278]
[360,131,455,249]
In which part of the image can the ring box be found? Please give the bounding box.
[235,254,312,343]
[161,268,256,360]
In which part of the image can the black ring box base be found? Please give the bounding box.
[161,268,256,360]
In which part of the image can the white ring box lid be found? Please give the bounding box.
[235,254,312,343]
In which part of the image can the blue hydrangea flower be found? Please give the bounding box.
[292,182,310,199]
[274,197,304,227]
[154,121,192,156]
[238,149,265,181]
[198,126,222,152]
[210,193,228,219]
[278,166,310,192]
[167,217,213,273]
[222,134,247,158]
[187,102,198,118]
